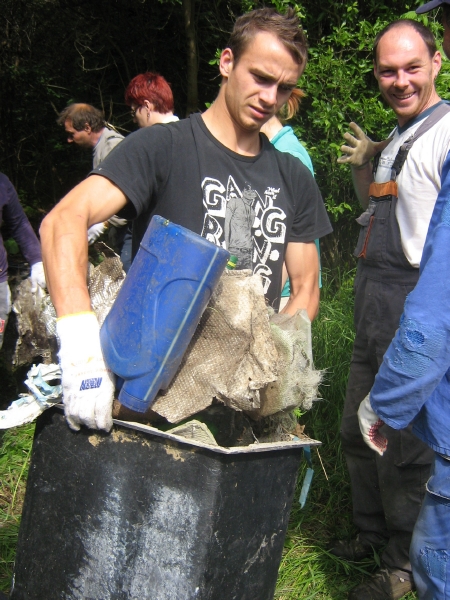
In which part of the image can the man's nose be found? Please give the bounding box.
[394,71,408,87]
[260,84,278,107]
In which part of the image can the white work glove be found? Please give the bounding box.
[30,261,46,292]
[87,222,107,245]
[358,393,387,456]
[337,122,393,168]
[56,312,115,432]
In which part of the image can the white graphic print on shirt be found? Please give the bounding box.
[200,175,286,294]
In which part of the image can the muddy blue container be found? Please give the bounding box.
[100,216,229,413]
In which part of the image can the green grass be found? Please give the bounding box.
[0,269,418,598]
[0,423,35,592]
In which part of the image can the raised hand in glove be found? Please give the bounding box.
[358,393,387,456]
[30,261,47,292]
[56,312,115,432]
[87,222,107,245]
[337,122,393,168]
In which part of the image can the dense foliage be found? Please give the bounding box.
[0,0,448,263]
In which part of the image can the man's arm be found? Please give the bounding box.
[281,241,319,321]
[338,122,393,209]
[351,163,374,209]
[40,174,127,316]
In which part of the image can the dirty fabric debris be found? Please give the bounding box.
[168,420,219,446]
[0,363,61,429]
[87,254,126,328]
[13,256,321,428]
[12,280,58,366]
[152,270,278,423]
[248,309,323,419]
[12,250,125,367]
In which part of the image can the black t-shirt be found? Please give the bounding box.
[93,113,332,308]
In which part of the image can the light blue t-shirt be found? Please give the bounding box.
[269,126,322,294]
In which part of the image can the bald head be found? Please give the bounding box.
[373,19,437,64]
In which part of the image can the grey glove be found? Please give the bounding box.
[337,122,393,168]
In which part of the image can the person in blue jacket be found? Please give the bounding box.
[358,4,450,598]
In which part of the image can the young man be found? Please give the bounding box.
[353,3,450,599]
[334,20,450,600]
[41,8,332,433]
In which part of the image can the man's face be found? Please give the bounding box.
[220,31,302,132]
[374,25,441,127]
[64,120,94,148]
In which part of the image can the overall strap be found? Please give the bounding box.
[373,102,450,180]
[391,103,450,180]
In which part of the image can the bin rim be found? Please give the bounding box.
[50,404,321,454]
[112,418,322,454]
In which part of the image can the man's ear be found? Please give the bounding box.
[84,124,92,134]
[219,48,234,78]
[143,100,155,112]
[432,51,442,80]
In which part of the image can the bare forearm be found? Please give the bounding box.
[40,175,127,317]
[281,241,320,321]
[281,284,319,321]
[351,163,373,209]
[40,207,91,316]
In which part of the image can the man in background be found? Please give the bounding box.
[57,103,126,250]
[57,103,124,168]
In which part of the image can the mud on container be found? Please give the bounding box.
[10,407,320,600]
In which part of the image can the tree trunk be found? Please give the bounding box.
[182,0,198,115]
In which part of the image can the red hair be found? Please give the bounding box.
[125,72,174,114]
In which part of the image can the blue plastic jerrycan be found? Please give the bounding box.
[100,215,230,413]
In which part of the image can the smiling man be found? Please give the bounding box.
[333,20,450,600]
[40,8,332,433]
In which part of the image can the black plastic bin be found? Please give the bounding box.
[11,407,320,600]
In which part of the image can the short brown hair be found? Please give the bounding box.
[57,103,105,132]
[227,7,308,68]
[373,19,437,63]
